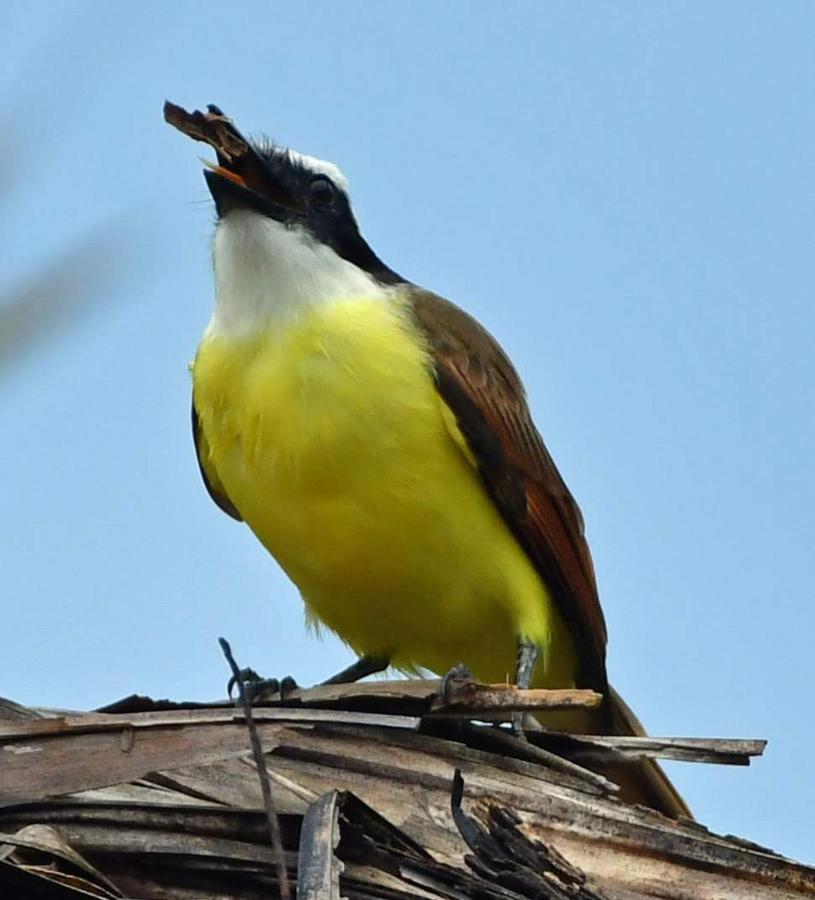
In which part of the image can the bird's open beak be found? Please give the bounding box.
[164,100,300,221]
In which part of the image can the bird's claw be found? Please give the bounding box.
[440,662,475,706]
[226,668,299,702]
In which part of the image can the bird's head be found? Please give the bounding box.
[165,102,403,332]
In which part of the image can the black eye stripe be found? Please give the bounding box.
[255,145,403,283]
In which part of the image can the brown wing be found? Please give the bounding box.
[409,289,608,694]
[192,398,243,522]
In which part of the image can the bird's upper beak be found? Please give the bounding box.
[164,101,300,221]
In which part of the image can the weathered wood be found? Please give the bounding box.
[0,858,114,899]
[277,678,602,715]
[0,685,811,899]
[0,720,288,807]
[0,697,47,721]
[431,680,603,714]
[451,770,606,899]
[297,791,343,899]
[536,733,767,766]
[0,825,122,897]
[96,679,601,717]
[311,720,611,796]
[446,719,619,792]
[0,705,421,741]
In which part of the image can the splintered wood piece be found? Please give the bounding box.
[536,733,768,766]
[449,769,606,899]
[0,706,420,742]
[94,679,602,717]
[297,791,343,900]
[430,680,603,714]
[277,678,602,716]
[163,100,247,161]
[0,824,122,897]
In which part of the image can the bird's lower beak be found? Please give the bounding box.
[203,155,300,223]
[164,101,300,222]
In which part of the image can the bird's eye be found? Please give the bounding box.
[309,176,336,207]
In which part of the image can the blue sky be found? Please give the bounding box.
[2,1,813,862]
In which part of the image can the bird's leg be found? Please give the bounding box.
[320,653,390,685]
[516,638,540,689]
[512,637,541,737]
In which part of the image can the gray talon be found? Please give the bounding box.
[440,663,474,705]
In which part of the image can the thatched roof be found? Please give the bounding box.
[0,680,811,899]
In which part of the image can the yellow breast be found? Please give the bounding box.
[192,295,577,686]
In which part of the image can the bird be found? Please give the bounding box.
[165,101,690,818]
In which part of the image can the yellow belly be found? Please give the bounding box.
[193,295,578,687]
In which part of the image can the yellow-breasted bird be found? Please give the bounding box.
[166,102,690,818]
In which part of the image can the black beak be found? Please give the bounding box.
[203,166,299,222]
[164,100,301,221]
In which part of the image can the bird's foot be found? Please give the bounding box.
[225,652,391,702]
[226,668,299,703]
[440,663,475,705]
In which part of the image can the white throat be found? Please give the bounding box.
[207,209,389,338]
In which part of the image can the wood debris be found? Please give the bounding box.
[163,100,248,162]
[0,680,811,899]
